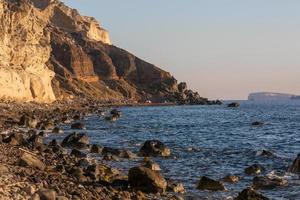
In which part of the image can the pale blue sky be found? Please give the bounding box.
[63,0,300,100]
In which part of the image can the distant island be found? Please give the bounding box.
[248,92,300,101]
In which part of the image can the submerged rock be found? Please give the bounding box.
[128,166,167,193]
[196,176,226,191]
[71,122,86,130]
[235,188,269,200]
[252,121,264,126]
[288,154,300,173]
[139,140,171,157]
[260,150,273,157]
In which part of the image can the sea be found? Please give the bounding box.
[48,100,300,200]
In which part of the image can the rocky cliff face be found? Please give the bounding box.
[0,0,210,104]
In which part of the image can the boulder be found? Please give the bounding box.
[142,158,161,171]
[235,188,270,200]
[61,132,89,149]
[245,164,265,175]
[128,166,167,193]
[102,147,137,159]
[288,154,300,173]
[90,144,103,154]
[19,152,46,171]
[252,176,288,190]
[71,122,86,130]
[197,176,226,191]
[19,114,38,128]
[70,149,87,158]
[166,179,185,193]
[139,140,171,157]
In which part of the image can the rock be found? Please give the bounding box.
[71,122,86,130]
[85,164,120,182]
[3,132,24,146]
[90,144,103,153]
[19,114,38,128]
[38,189,56,200]
[167,179,185,193]
[252,121,264,126]
[245,164,265,175]
[222,174,239,183]
[288,154,300,173]
[70,149,87,158]
[40,120,55,130]
[142,158,161,171]
[252,176,288,190]
[178,82,187,93]
[235,188,270,200]
[27,134,43,148]
[227,102,240,108]
[139,140,171,157]
[102,147,137,159]
[0,164,9,174]
[128,166,167,193]
[61,132,89,149]
[19,152,46,171]
[260,150,273,157]
[105,115,118,122]
[52,127,63,134]
[24,185,35,195]
[110,109,122,118]
[196,176,226,191]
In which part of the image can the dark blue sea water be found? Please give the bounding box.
[49,100,300,199]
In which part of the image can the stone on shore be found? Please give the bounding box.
[3,132,24,146]
[90,144,103,154]
[234,188,269,200]
[0,164,9,174]
[197,176,226,191]
[19,152,46,171]
[139,140,171,157]
[288,154,300,173]
[128,166,167,193]
[38,189,57,200]
[70,149,87,158]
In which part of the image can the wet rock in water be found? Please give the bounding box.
[222,174,240,183]
[52,126,63,134]
[19,152,46,171]
[252,121,264,126]
[70,149,87,158]
[245,164,265,175]
[142,157,161,171]
[260,150,273,157]
[139,140,171,157]
[252,176,288,190]
[3,132,24,146]
[0,164,9,174]
[196,176,226,191]
[61,132,89,149]
[128,166,167,193]
[110,109,122,118]
[105,115,118,122]
[102,147,137,159]
[288,154,300,173]
[71,122,86,130]
[38,188,57,200]
[166,179,185,194]
[90,144,103,153]
[227,102,240,108]
[235,188,270,200]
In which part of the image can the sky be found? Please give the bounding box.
[63,0,300,100]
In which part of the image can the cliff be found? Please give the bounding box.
[0,0,210,104]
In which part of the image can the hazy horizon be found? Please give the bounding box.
[63,0,300,100]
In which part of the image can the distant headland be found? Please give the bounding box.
[248,92,300,101]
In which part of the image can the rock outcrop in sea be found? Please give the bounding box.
[0,0,213,104]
